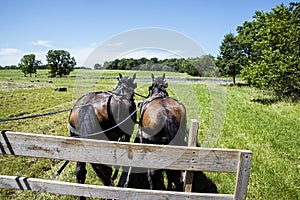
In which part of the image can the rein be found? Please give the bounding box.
[0,91,147,123]
[134,92,148,98]
[0,95,111,123]
[74,108,138,138]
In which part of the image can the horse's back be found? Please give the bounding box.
[69,92,110,127]
[142,97,186,126]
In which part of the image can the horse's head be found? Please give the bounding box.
[113,73,137,100]
[149,73,169,97]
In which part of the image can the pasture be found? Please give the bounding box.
[0,69,299,199]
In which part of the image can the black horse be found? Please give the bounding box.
[129,74,187,191]
[68,74,137,199]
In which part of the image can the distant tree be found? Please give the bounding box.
[125,58,135,70]
[38,64,48,69]
[117,58,128,70]
[139,57,148,65]
[150,57,158,63]
[94,63,102,70]
[188,55,218,77]
[4,65,18,69]
[110,59,119,69]
[216,33,244,84]
[181,59,199,76]
[100,56,218,76]
[46,50,76,77]
[18,54,41,77]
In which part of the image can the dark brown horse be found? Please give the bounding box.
[133,74,187,191]
[68,74,137,200]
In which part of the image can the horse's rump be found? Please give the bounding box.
[140,97,186,145]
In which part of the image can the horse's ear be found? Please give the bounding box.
[116,76,119,81]
[162,73,165,80]
[151,73,155,82]
[132,73,136,81]
[119,73,123,79]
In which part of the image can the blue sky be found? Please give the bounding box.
[0,0,292,67]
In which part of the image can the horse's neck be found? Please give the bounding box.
[112,90,134,102]
[151,90,168,98]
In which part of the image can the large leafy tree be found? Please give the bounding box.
[18,54,42,77]
[237,3,300,99]
[216,33,244,84]
[46,50,76,77]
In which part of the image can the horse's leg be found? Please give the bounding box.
[166,170,183,191]
[151,169,166,190]
[76,162,87,200]
[91,163,112,186]
[117,134,132,187]
[117,168,128,187]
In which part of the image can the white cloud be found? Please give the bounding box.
[119,48,182,60]
[0,46,184,67]
[105,42,124,47]
[89,42,98,47]
[0,48,23,56]
[26,48,93,67]
[0,44,96,67]
[31,40,54,48]
[66,47,94,67]
[0,48,24,66]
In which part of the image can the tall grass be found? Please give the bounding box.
[0,69,299,199]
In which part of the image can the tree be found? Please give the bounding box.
[237,3,300,98]
[3,65,18,69]
[188,55,219,77]
[18,54,41,77]
[117,58,128,70]
[94,63,102,70]
[216,33,244,84]
[46,50,76,77]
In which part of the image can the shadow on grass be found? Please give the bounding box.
[221,83,250,87]
[192,171,218,193]
[251,98,280,105]
[125,170,218,193]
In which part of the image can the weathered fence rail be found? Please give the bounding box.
[0,122,252,200]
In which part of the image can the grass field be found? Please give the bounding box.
[0,69,299,199]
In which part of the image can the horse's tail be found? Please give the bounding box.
[164,110,187,146]
[164,110,186,191]
[77,104,106,140]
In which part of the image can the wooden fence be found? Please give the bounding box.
[0,120,252,199]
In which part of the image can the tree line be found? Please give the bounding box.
[97,55,218,77]
[2,50,218,78]
[216,2,299,99]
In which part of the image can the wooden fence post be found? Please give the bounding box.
[183,119,199,192]
[234,151,252,200]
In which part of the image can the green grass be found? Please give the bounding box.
[0,69,299,199]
